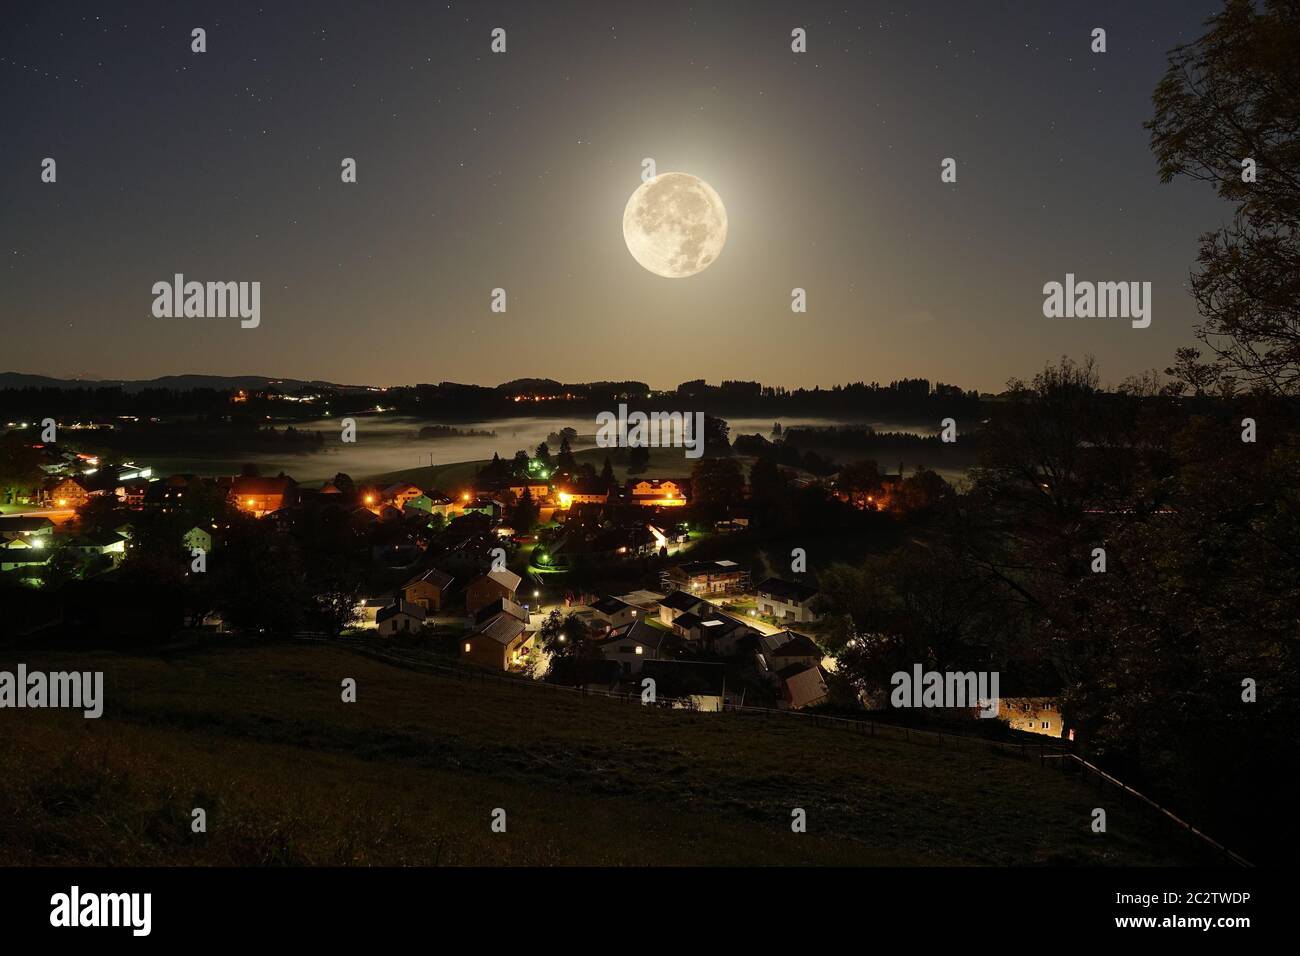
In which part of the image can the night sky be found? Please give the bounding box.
[0,0,1229,392]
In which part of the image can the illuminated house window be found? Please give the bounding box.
[634,646,643,655]
[464,643,471,653]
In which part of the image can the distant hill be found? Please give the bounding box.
[0,372,339,392]
[1,372,657,396]
[496,378,565,394]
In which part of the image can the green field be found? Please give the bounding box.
[0,639,1197,866]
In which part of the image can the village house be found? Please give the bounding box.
[42,476,90,509]
[555,480,609,510]
[991,661,1067,738]
[754,577,821,624]
[0,516,54,542]
[668,610,705,639]
[657,588,710,627]
[382,483,425,511]
[474,597,527,626]
[590,595,640,631]
[425,492,457,518]
[67,531,127,566]
[376,600,427,637]
[698,613,757,655]
[115,478,151,509]
[0,537,51,572]
[756,631,823,682]
[461,611,534,671]
[148,473,204,513]
[401,567,455,612]
[465,568,522,615]
[507,480,553,503]
[999,697,1066,738]
[400,493,435,516]
[596,618,681,676]
[627,478,689,507]
[663,559,750,595]
[779,663,830,710]
[229,475,297,517]
[615,590,664,615]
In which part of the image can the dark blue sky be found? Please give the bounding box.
[0,0,1229,391]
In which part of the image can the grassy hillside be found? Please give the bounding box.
[0,639,1196,866]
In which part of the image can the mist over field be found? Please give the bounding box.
[147,415,941,482]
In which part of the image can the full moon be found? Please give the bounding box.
[622,172,727,278]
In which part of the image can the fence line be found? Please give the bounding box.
[1041,752,1252,867]
[292,635,1252,866]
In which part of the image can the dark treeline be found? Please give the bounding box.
[404,378,981,421]
[0,386,238,418]
[0,376,982,424]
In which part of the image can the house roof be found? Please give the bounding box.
[671,611,704,630]
[471,612,527,646]
[0,517,54,533]
[700,612,750,637]
[616,589,665,609]
[376,600,427,624]
[404,567,454,591]
[780,664,828,708]
[475,597,527,625]
[756,577,819,603]
[481,568,521,592]
[76,531,125,548]
[675,559,743,576]
[47,476,87,491]
[591,595,634,615]
[600,618,680,653]
[628,477,687,492]
[765,631,822,658]
[659,589,705,612]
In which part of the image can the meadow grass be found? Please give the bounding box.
[0,639,1196,866]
